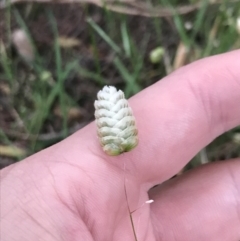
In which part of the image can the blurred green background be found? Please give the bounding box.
[0,0,240,169]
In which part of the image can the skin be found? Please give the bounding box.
[1,50,240,241]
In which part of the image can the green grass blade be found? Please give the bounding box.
[87,18,121,54]
[121,21,131,58]
[113,57,141,97]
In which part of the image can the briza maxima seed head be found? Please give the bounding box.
[94,86,138,156]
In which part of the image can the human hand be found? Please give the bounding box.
[1,50,240,241]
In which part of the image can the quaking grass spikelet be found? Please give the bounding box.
[94,86,138,156]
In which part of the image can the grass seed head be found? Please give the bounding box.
[94,86,138,156]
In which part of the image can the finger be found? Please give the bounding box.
[53,50,240,186]
[149,159,240,241]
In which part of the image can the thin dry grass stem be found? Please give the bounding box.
[10,108,26,130]
[209,17,220,41]
[162,49,173,74]
[123,162,154,240]
[0,40,7,55]
[200,148,209,164]
[0,0,239,17]
[237,17,240,34]
[123,162,138,241]
[173,42,189,70]
[232,18,240,49]
[0,144,27,158]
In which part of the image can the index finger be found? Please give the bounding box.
[58,50,240,186]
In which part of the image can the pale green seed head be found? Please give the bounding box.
[94,86,138,156]
[149,47,164,64]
